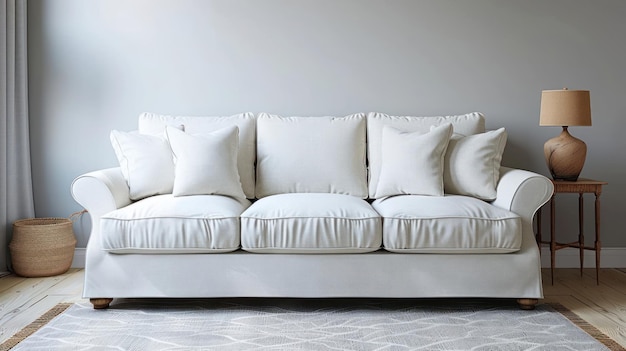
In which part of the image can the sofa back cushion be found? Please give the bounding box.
[367,112,485,198]
[256,113,368,198]
[138,112,256,198]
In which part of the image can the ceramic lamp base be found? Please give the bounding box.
[544,126,586,181]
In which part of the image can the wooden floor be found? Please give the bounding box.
[1,268,625,347]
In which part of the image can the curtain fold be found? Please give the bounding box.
[1,0,34,274]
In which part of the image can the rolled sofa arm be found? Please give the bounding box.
[71,167,131,219]
[492,167,554,223]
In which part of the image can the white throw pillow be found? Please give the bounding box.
[443,128,507,201]
[165,125,245,199]
[374,124,453,198]
[110,130,176,201]
[366,112,485,198]
[255,113,368,198]
[139,112,256,199]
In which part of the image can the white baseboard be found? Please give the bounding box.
[71,248,86,268]
[540,247,626,268]
[70,247,626,269]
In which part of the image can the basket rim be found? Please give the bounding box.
[13,217,72,227]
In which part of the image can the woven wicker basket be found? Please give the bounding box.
[9,217,77,277]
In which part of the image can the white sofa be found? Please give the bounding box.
[71,112,553,310]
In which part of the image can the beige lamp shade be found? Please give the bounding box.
[539,89,591,126]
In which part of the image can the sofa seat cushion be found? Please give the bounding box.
[241,193,382,253]
[372,195,521,253]
[100,194,250,253]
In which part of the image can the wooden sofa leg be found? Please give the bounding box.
[516,298,538,310]
[90,298,113,309]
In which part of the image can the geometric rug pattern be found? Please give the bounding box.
[4,298,623,350]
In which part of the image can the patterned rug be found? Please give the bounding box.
[2,298,624,350]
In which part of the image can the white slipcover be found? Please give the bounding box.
[241,193,381,253]
[72,166,552,304]
[373,195,521,253]
[100,194,250,253]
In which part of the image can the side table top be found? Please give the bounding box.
[551,178,607,194]
[551,178,608,186]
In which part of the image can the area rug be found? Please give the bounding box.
[2,299,624,350]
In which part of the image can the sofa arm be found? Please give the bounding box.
[491,167,553,223]
[71,167,132,219]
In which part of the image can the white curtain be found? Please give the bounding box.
[1,0,34,274]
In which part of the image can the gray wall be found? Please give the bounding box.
[28,0,626,248]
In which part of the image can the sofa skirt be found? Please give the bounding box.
[83,227,542,300]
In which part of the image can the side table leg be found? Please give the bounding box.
[595,192,602,285]
[578,193,584,277]
[550,195,556,285]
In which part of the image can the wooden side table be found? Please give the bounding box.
[536,179,607,285]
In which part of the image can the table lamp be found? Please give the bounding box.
[539,88,591,181]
